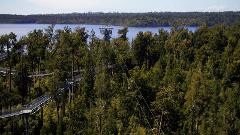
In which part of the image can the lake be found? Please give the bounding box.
[0,24,198,41]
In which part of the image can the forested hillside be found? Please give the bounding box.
[0,12,240,26]
[0,23,240,134]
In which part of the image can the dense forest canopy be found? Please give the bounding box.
[0,12,240,26]
[0,22,240,134]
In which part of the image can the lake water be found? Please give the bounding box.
[0,24,198,41]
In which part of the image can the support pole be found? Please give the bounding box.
[71,57,74,103]
[24,114,29,135]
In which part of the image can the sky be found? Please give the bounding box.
[0,0,239,15]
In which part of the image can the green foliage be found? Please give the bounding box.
[0,23,240,134]
[118,27,128,41]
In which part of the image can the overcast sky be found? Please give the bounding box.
[0,0,240,15]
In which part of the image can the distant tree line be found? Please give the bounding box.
[0,12,240,26]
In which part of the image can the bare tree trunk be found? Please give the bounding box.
[158,111,163,135]
[57,102,59,124]
[99,114,102,135]
[71,52,74,102]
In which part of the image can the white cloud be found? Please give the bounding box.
[205,5,227,12]
[25,0,136,13]
[26,0,103,10]
[9,0,239,14]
